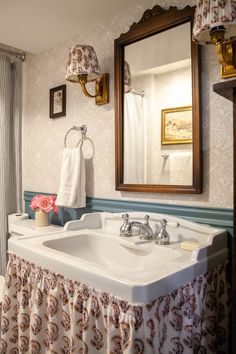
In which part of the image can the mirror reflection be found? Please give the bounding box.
[123,22,193,185]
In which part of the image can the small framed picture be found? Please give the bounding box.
[221,64,236,79]
[49,85,66,118]
[161,106,192,145]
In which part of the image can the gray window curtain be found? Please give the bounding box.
[0,52,22,274]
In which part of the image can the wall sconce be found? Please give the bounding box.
[193,1,236,66]
[65,45,109,105]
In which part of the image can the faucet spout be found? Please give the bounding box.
[119,214,153,239]
[130,221,153,239]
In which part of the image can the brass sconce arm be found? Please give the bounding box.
[210,26,236,66]
[78,75,100,98]
[78,73,109,105]
[215,42,235,66]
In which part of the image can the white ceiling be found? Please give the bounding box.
[126,22,191,75]
[0,0,141,54]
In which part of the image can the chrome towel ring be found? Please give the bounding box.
[64,125,87,148]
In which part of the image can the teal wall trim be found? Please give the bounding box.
[24,191,233,231]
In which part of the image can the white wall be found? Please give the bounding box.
[155,67,193,184]
[132,67,192,184]
[23,0,233,208]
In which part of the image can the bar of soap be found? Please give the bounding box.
[180,241,200,250]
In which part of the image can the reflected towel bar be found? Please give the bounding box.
[161,154,169,159]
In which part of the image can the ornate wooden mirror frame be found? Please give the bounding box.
[114,5,202,194]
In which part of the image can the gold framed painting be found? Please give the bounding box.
[161,106,192,145]
[221,64,236,79]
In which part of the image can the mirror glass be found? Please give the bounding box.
[124,22,192,185]
[115,5,201,193]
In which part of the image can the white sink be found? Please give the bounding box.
[8,212,228,303]
[43,232,189,275]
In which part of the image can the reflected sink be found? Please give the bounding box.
[8,212,228,303]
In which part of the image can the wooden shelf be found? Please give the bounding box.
[213,78,236,101]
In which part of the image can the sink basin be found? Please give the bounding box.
[43,232,189,277]
[8,212,228,303]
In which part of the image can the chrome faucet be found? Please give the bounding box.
[154,219,170,245]
[120,214,153,239]
[120,215,179,244]
[120,214,131,236]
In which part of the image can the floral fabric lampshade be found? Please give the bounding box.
[193,0,236,44]
[66,45,101,82]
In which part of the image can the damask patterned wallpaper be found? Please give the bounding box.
[23,0,233,208]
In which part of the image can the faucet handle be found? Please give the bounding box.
[144,215,150,225]
[155,218,170,245]
[120,214,130,236]
[166,220,180,228]
[160,218,167,227]
[122,213,129,221]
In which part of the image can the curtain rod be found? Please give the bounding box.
[0,47,26,62]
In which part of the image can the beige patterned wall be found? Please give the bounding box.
[23,0,233,209]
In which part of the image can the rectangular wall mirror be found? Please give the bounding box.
[114,6,202,194]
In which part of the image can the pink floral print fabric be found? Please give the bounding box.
[66,45,101,82]
[193,0,236,44]
[0,254,230,353]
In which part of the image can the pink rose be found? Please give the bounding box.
[30,195,41,211]
[38,195,56,213]
[30,194,59,214]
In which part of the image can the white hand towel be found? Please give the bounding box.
[170,152,192,185]
[56,146,86,208]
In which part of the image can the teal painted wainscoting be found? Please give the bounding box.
[24,191,233,233]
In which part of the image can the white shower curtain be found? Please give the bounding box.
[0,52,22,274]
[124,92,146,184]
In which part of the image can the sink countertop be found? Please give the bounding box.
[8,212,228,303]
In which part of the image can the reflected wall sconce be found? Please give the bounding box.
[65,45,109,105]
[193,1,236,67]
[124,61,132,93]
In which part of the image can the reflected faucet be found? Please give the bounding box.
[120,214,153,239]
